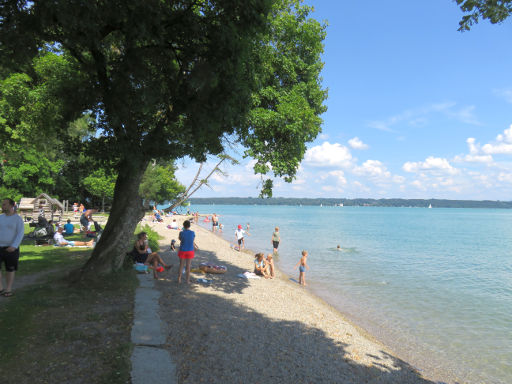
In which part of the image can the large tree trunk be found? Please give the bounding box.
[78,157,148,279]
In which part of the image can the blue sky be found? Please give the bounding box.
[176,0,512,200]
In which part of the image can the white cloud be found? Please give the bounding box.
[319,133,329,140]
[304,142,354,168]
[445,105,480,125]
[354,160,391,178]
[348,137,369,150]
[411,180,425,190]
[403,156,458,175]
[498,172,512,183]
[393,175,406,184]
[494,88,512,104]
[482,125,512,154]
[453,137,494,163]
[367,102,480,132]
[328,170,347,185]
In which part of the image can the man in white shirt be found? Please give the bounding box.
[0,198,25,297]
[53,227,94,247]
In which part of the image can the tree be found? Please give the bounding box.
[139,162,185,207]
[456,0,512,30]
[0,0,327,277]
[0,51,90,200]
[82,169,116,212]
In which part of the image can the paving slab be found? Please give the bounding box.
[131,286,167,345]
[131,346,176,384]
[131,273,175,383]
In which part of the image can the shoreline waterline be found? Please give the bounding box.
[168,205,511,384]
[152,212,459,383]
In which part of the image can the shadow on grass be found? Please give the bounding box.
[157,249,442,384]
[0,267,136,384]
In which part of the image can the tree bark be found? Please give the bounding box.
[78,157,148,279]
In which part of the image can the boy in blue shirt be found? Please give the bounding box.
[64,219,75,235]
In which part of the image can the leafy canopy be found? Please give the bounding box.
[139,163,185,206]
[456,0,512,30]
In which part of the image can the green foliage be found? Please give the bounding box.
[139,162,186,205]
[240,0,328,197]
[0,0,326,196]
[82,169,116,211]
[456,0,512,30]
[0,51,95,200]
[0,0,327,273]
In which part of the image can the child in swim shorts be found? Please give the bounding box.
[293,250,309,286]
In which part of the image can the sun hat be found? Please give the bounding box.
[238,224,242,229]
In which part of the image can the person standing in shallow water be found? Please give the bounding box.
[271,226,280,254]
[211,213,219,232]
[178,220,198,284]
[294,250,309,286]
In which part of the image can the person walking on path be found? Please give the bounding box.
[0,198,25,297]
[271,226,280,254]
[294,250,309,286]
[178,220,198,284]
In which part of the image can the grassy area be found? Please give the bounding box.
[0,234,137,384]
[19,226,97,276]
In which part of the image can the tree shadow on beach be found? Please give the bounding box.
[159,291,441,384]
[157,281,442,384]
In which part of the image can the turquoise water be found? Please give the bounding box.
[182,205,512,383]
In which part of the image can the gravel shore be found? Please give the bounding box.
[150,216,443,384]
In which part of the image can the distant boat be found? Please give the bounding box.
[428,204,432,209]
[320,204,323,207]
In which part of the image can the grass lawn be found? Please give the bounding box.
[0,228,137,384]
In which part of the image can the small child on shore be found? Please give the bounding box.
[294,250,309,286]
[254,252,270,279]
[266,253,275,278]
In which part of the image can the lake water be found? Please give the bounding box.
[175,204,512,383]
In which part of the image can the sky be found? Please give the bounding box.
[176,0,512,200]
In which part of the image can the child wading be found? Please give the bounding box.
[294,250,309,286]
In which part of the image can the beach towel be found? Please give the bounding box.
[237,272,260,279]
[134,263,148,273]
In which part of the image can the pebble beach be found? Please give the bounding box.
[149,216,450,384]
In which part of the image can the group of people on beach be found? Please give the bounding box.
[130,213,310,287]
[131,219,198,283]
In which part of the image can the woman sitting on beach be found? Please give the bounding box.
[254,253,270,279]
[131,232,172,279]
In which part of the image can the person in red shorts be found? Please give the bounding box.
[177,220,198,284]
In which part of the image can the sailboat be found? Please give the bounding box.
[428,203,432,209]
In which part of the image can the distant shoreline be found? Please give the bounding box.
[189,197,512,209]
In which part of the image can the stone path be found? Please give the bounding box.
[130,273,177,384]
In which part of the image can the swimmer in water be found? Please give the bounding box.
[336,245,341,251]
